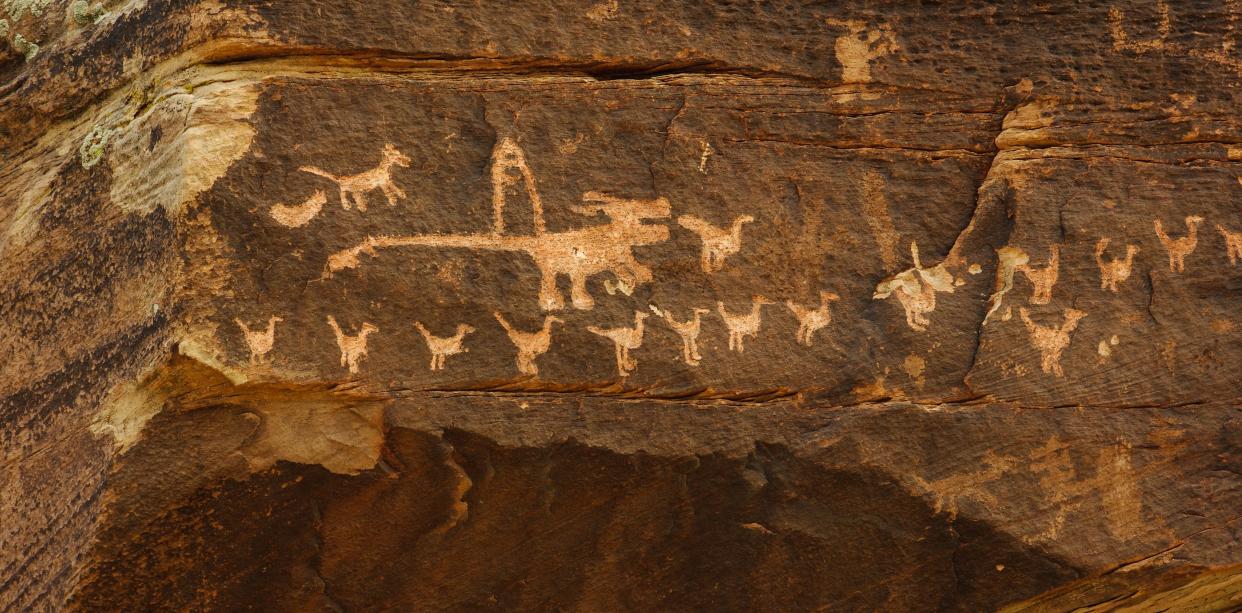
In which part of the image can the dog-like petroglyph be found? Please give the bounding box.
[325,140,670,311]
[786,291,840,346]
[1218,224,1242,265]
[1020,307,1086,377]
[494,312,563,376]
[300,143,410,211]
[1017,244,1060,305]
[678,214,754,273]
[235,315,281,364]
[588,310,649,377]
[414,322,475,371]
[326,316,378,374]
[1095,237,1140,291]
[650,305,710,366]
[1155,215,1204,273]
[874,242,956,332]
[718,296,772,354]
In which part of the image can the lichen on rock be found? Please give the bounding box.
[78,124,114,168]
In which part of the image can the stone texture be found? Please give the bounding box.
[1,1,1241,611]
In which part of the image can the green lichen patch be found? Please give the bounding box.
[79,125,114,169]
[0,18,9,39]
[70,0,106,25]
[3,0,51,21]
[11,31,36,60]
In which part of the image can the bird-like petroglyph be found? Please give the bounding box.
[1218,224,1242,265]
[300,143,410,211]
[414,322,475,371]
[1155,215,1204,272]
[235,315,281,364]
[874,242,956,332]
[1020,307,1086,377]
[718,296,772,354]
[786,291,840,346]
[588,310,649,377]
[678,214,754,273]
[270,191,326,228]
[1017,244,1060,305]
[326,316,378,374]
[494,312,562,376]
[1095,237,1140,291]
[325,140,670,311]
[650,305,710,366]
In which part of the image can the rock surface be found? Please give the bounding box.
[2,1,1241,611]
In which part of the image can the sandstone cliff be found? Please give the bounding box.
[1,1,1240,611]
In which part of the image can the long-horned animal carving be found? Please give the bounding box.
[677,214,754,273]
[494,312,562,376]
[1218,224,1242,265]
[326,316,378,374]
[717,296,773,353]
[650,305,710,366]
[1017,244,1060,305]
[325,140,670,310]
[1154,215,1204,272]
[587,311,648,377]
[235,316,282,364]
[414,322,475,371]
[1019,307,1087,377]
[786,291,841,346]
[873,242,956,332]
[1095,237,1140,291]
[270,191,326,228]
[299,143,410,212]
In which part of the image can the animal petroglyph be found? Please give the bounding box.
[235,316,281,364]
[300,143,410,212]
[650,305,710,366]
[326,140,670,311]
[718,296,772,353]
[270,191,326,228]
[1095,237,1140,291]
[983,246,1029,324]
[326,316,378,374]
[874,242,956,332]
[1019,307,1086,377]
[587,311,648,377]
[678,214,753,274]
[1017,244,1060,305]
[414,322,475,371]
[1155,215,1204,272]
[494,312,562,376]
[826,19,899,83]
[786,291,841,346]
[1218,224,1242,265]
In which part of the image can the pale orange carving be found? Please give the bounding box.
[786,291,840,346]
[1154,215,1204,272]
[269,191,326,228]
[587,311,649,377]
[1095,237,1140,291]
[494,312,563,376]
[235,315,281,364]
[1217,224,1242,265]
[651,305,710,366]
[300,143,410,211]
[677,214,754,273]
[1019,307,1086,377]
[326,316,378,374]
[414,322,475,371]
[1017,244,1060,305]
[874,242,955,332]
[717,296,772,354]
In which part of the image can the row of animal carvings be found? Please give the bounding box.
[235,293,840,379]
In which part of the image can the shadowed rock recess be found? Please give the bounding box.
[2,1,1241,611]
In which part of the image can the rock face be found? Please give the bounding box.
[2,1,1241,611]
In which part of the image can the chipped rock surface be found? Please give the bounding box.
[1,1,1240,611]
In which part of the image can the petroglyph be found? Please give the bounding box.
[826,19,899,83]
[786,290,841,346]
[269,191,326,228]
[983,246,1029,324]
[300,143,410,211]
[698,141,714,173]
[235,316,281,364]
[861,170,900,271]
[678,214,754,273]
[1154,215,1204,272]
[587,311,648,377]
[1218,224,1242,265]
[326,316,378,374]
[1108,1,1171,52]
[1020,307,1086,377]
[1017,244,1060,305]
[414,322,475,371]
[494,312,562,376]
[718,296,772,353]
[1095,237,1140,291]
[650,305,710,366]
[490,137,546,234]
[326,140,670,310]
[874,242,956,332]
